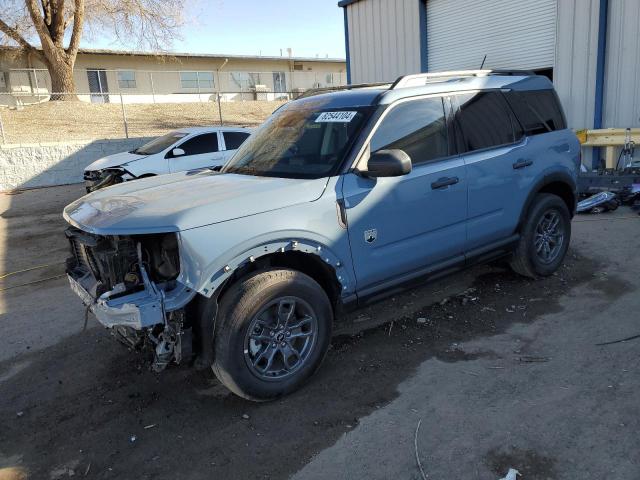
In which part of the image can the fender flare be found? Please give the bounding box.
[518,171,577,229]
[197,238,355,298]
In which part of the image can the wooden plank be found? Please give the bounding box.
[579,128,640,147]
[604,146,617,169]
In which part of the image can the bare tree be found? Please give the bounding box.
[0,0,185,99]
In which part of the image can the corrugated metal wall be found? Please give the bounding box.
[604,0,640,128]
[343,0,639,142]
[554,0,600,133]
[426,0,557,71]
[345,0,422,84]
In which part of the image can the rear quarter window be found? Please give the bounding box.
[223,131,251,150]
[455,91,516,152]
[504,90,567,135]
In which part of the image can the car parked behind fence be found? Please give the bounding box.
[83,126,252,191]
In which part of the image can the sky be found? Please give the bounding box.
[83,0,346,59]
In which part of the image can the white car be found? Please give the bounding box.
[83,127,251,191]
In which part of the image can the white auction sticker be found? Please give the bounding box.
[315,111,357,123]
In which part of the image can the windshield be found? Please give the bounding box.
[222,103,371,179]
[133,131,188,155]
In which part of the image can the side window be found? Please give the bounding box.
[370,97,449,165]
[223,131,251,150]
[177,133,219,156]
[455,92,515,152]
[504,90,567,135]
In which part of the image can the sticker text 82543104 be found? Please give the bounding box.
[315,111,357,123]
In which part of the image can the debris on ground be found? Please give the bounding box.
[416,317,427,324]
[518,356,551,363]
[16,411,24,418]
[129,435,137,443]
[242,414,250,420]
[498,468,521,480]
[577,191,620,213]
[414,419,428,480]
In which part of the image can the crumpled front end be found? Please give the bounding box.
[65,226,196,370]
[84,168,135,193]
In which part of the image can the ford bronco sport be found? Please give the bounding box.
[64,70,580,401]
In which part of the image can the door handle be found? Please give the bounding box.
[431,176,459,190]
[513,159,533,169]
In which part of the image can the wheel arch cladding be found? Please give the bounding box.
[519,174,577,230]
[199,239,354,307]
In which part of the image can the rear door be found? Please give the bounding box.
[342,95,468,293]
[168,132,224,172]
[221,130,251,162]
[454,91,529,251]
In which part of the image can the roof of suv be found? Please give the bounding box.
[296,70,555,108]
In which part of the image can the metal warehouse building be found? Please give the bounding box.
[339,0,640,164]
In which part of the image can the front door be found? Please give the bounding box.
[342,96,468,294]
[87,69,109,103]
[169,132,224,172]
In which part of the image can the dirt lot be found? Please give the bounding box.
[0,100,285,144]
[1,185,639,479]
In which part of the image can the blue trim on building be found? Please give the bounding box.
[418,0,428,72]
[343,7,352,84]
[337,0,361,7]
[593,0,609,167]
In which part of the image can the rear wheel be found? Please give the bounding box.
[212,268,332,401]
[510,193,571,278]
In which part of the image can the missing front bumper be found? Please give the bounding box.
[68,274,164,329]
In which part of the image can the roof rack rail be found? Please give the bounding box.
[390,69,536,89]
[297,81,391,99]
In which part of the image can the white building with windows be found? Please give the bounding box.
[0,47,346,105]
[339,0,640,166]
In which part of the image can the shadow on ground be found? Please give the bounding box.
[1,250,623,479]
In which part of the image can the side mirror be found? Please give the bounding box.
[366,149,412,177]
[171,148,185,157]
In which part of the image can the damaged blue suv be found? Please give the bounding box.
[64,70,580,400]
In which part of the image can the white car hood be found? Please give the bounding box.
[85,151,145,171]
[63,171,329,234]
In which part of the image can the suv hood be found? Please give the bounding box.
[64,172,329,234]
[85,151,145,172]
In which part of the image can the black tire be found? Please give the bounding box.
[510,193,571,278]
[211,268,332,401]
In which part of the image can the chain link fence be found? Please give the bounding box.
[0,68,347,144]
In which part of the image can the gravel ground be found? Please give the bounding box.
[0,185,639,479]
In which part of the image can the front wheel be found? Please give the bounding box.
[510,193,571,278]
[212,268,332,401]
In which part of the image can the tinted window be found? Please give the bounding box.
[178,133,219,156]
[223,131,250,150]
[456,92,515,151]
[504,90,566,135]
[370,97,448,164]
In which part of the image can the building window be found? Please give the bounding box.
[180,71,214,90]
[117,70,136,89]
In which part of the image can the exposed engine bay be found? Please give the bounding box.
[84,168,135,192]
[65,227,194,371]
